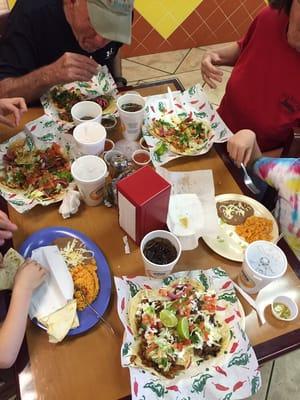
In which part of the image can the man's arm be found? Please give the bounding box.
[0,52,99,103]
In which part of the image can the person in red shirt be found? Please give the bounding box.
[201,0,300,163]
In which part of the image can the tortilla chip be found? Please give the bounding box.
[0,248,25,290]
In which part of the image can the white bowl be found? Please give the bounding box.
[71,101,102,125]
[140,230,182,278]
[271,295,298,321]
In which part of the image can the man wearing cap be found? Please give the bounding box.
[0,0,133,103]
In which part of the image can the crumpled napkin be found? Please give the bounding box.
[59,183,81,219]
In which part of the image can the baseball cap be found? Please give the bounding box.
[87,0,134,45]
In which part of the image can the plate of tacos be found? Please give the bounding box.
[202,194,279,262]
[41,66,118,129]
[19,227,112,335]
[148,113,214,156]
[116,270,246,381]
[0,132,76,213]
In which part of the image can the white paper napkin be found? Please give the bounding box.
[59,183,81,219]
[157,167,219,249]
[29,246,74,319]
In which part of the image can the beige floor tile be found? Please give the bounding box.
[122,59,169,82]
[248,361,273,400]
[267,349,300,400]
[127,49,190,74]
[199,41,236,51]
[176,47,206,73]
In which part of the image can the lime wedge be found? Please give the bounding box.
[177,317,190,340]
[159,310,178,328]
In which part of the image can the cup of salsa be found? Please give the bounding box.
[132,149,150,167]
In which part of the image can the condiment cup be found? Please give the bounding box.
[139,136,149,150]
[117,93,145,141]
[271,295,298,322]
[71,155,108,206]
[101,114,117,132]
[140,230,182,278]
[103,139,115,155]
[73,121,106,156]
[132,149,151,167]
[238,240,287,294]
[71,101,102,125]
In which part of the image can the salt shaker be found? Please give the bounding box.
[109,154,129,178]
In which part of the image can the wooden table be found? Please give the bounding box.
[0,78,299,400]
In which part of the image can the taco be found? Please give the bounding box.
[149,115,213,156]
[127,278,231,379]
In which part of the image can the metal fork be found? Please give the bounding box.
[240,163,260,195]
[76,288,117,336]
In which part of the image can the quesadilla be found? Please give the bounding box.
[0,248,25,290]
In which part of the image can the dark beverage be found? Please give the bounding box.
[102,117,116,128]
[80,115,94,120]
[121,103,143,112]
[143,238,177,265]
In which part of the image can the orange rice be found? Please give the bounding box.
[70,261,99,311]
[235,215,273,243]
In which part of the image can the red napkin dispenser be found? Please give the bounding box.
[117,166,171,245]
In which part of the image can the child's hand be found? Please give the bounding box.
[227,129,257,166]
[14,259,48,294]
[0,98,27,128]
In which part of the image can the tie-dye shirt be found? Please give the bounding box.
[254,158,300,259]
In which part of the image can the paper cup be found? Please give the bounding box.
[117,93,145,141]
[71,101,102,125]
[73,122,107,155]
[238,240,287,294]
[71,155,108,206]
[140,230,182,278]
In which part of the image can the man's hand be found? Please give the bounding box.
[0,210,17,245]
[14,259,48,294]
[49,52,99,84]
[0,98,27,128]
[201,51,224,89]
[227,130,258,166]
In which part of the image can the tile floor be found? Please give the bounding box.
[122,44,300,400]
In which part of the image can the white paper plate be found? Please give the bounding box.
[202,193,279,262]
